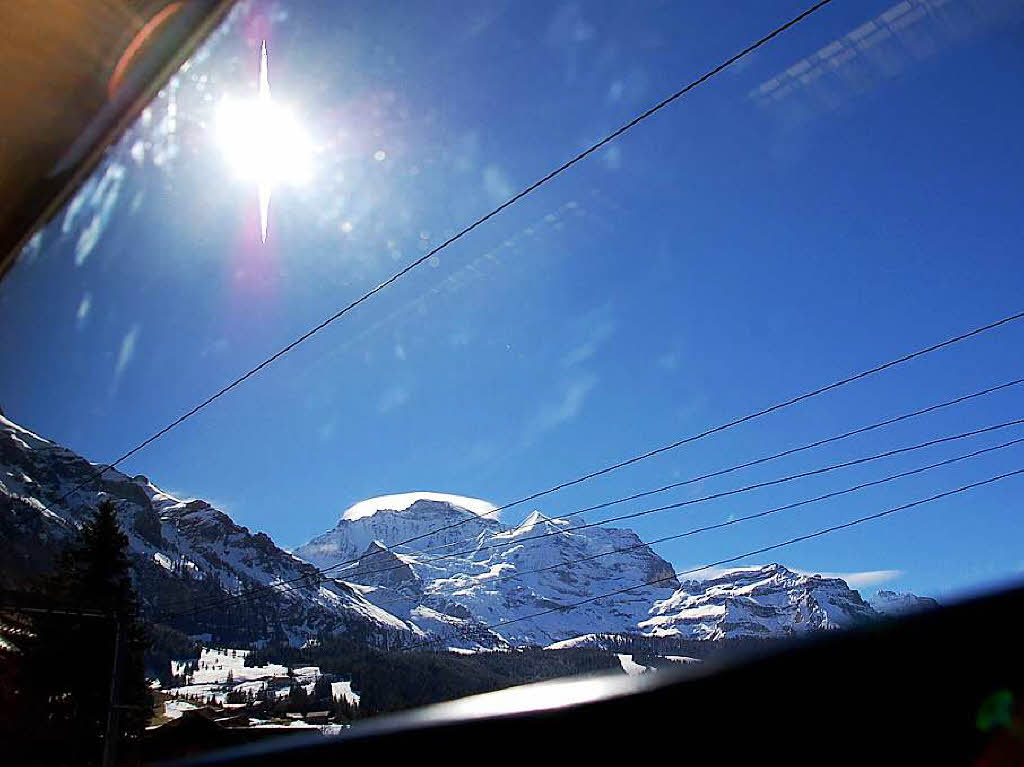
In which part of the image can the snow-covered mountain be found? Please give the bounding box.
[297,500,680,647]
[869,589,940,616]
[2,412,939,650]
[640,564,879,640]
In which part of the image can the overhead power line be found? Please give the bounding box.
[339,417,1024,579]
[330,310,1024,567]
[335,436,1024,614]
[163,375,1020,618]
[56,0,839,507]
[164,413,1023,621]
[394,376,1024,559]
[401,466,1024,651]
[159,378,1024,618]
[451,436,1024,591]
[0,604,110,619]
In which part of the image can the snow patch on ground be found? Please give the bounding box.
[171,647,287,685]
[616,654,650,676]
[330,680,360,705]
[153,552,173,571]
[167,647,360,708]
[163,699,199,719]
[545,634,601,650]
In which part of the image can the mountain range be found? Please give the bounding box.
[0,413,935,648]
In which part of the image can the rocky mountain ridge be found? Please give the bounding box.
[0,415,429,646]
[641,563,881,640]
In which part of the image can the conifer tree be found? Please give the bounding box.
[313,675,332,704]
[22,499,151,765]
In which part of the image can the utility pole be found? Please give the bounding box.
[102,618,122,767]
[0,600,120,765]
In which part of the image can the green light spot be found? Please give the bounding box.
[976,689,1014,732]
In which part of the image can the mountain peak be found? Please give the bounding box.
[869,589,939,616]
[340,492,498,522]
[502,510,571,538]
[644,562,877,640]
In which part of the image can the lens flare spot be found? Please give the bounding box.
[216,41,313,242]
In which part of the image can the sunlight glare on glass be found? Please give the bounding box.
[216,40,313,242]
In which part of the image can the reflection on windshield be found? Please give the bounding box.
[2,0,1024,758]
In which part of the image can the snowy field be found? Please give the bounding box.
[166,647,360,706]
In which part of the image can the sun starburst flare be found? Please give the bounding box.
[216,40,312,242]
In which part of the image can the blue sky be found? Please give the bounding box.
[2,0,1023,601]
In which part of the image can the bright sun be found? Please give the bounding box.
[216,41,312,242]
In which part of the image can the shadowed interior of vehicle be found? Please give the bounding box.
[0,0,233,279]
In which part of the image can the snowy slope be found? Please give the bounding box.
[641,564,878,640]
[544,634,614,650]
[165,647,359,707]
[616,653,650,676]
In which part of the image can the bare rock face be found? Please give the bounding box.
[353,541,422,593]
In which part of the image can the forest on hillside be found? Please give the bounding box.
[248,636,620,714]
[244,632,786,716]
